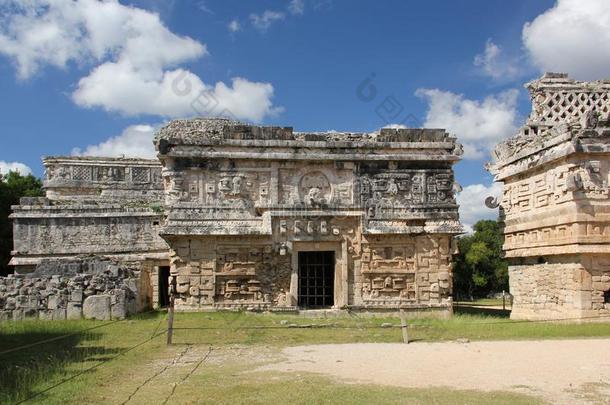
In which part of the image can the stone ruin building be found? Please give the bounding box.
[4,157,169,319]
[4,119,464,318]
[489,73,610,320]
[154,120,463,312]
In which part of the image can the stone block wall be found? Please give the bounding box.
[9,156,169,272]
[509,256,610,320]
[0,258,143,321]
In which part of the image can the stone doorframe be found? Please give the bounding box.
[146,259,171,309]
[290,240,349,308]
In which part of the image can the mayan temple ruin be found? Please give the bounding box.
[4,121,463,318]
[489,73,610,320]
[6,73,608,321]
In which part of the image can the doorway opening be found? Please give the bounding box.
[158,266,170,308]
[298,251,335,308]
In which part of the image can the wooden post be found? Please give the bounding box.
[502,290,506,311]
[167,276,176,345]
[399,309,409,344]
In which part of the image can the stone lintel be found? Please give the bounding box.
[165,148,461,162]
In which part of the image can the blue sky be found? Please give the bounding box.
[0,0,607,228]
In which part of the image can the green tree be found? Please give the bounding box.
[0,171,43,276]
[453,219,508,300]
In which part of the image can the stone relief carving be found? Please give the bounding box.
[278,166,352,206]
[212,245,292,306]
[357,236,452,304]
[178,170,270,208]
[97,167,125,182]
[299,171,331,206]
[360,171,455,218]
[501,159,609,216]
[361,273,416,301]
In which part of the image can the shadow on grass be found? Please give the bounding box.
[0,329,120,404]
[454,304,511,318]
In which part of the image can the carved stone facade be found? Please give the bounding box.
[489,73,610,320]
[9,121,463,313]
[155,118,463,312]
[9,157,170,309]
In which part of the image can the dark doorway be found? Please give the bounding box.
[298,251,335,308]
[158,266,170,308]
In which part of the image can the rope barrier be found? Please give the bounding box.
[164,312,610,331]
[14,325,166,404]
[0,308,162,358]
[3,306,610,403]
[3,309,610,358]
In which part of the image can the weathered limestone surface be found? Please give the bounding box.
[489,73,610,320]
[7,121,463,314]
[83,295,111,320]
[9,156,169,272]
[0,258,141,321]
[155,118,463,312]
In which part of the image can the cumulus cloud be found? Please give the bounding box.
[473,39,521,81]
[228,19,240,33]
[0,0,205,79]
[457,182,503,233]
[0,161,33,176]
[250,10,285,31]
[71,124,157,159]
[0,0,281,121]
[73,66,281,121]
[288,0,305,15]
[523,0,610,80]
[416,88,520,160]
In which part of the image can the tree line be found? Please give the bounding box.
[0,171,43,276]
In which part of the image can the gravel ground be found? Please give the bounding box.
[259,339,610,404]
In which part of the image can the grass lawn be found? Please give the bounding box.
[1,310,609,404]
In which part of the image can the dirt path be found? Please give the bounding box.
[260,339,610,404]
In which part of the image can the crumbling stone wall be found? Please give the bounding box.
[0,258,143,321]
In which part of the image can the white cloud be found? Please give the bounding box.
[0,0,205,80]
[228,19,240,33]
[473,39,521,81]
[416,88,520,160]
[457,182,503,233]
[523,0,610,80]
[0,161,33,176]
[288,0,305,15]
[73,65,281,122]
[71,124,157,159]
[250,10,285,31]
[0,0,281,121]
